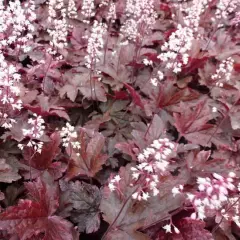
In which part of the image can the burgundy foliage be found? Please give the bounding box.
[0,0,240,240]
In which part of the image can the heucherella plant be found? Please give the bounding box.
[0,0,240,239]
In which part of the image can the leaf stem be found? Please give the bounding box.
[212,196,240,234]
[101,179,144,240]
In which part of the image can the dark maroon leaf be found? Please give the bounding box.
[0,157,21,183]
[157,82,200,109]
[234,63,240,72]
[174,98,213,138]
[23,96,70,120]
[115,141,138,161]
[59,181,101,233]
[160,3,171,13]
[22,133,66,179]
[124,83,144,109]
[182,57,209,74]
[0,175,75,240]
[132,114,166,149]
[113,90,130,100]
[66,128,108,179]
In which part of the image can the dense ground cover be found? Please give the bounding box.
[0,0,240,239]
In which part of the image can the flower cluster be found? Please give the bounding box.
[0,1,36,127]
[163,222,180,234]
[107,2,116,22]
[187,172,236,220]
[47,0,69,50]
[158,25,194,73]
[0,113,16,129]
[18,114,45,153]
[131,172,159,201]
[99,0,109,7]
[138,138,175,166]
[215,0,239,21]
[107,138,176,201]
[212,57,234,84]
[0,0,36,53]
[81,0,95,24]
[129,138,176,200]
[84,21,107,69]
[48,18,68,49]
[181,0,208,32]
[23,114,45,139]
[67,0,78,19]
[60,122,81,149]
[150,70,164,87]
[0,58,22,112]
[121,0,157,42]
[231,11,240,25]
[19,140,44,154]
[143,59,153,66]
[172,184,184,197]
[108,175,121,192]
[221,196,240,227]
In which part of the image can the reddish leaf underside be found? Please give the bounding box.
[182,57,209,74]
[157,83,200,109]
[124,83,144,109]
[172,98,234,148]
